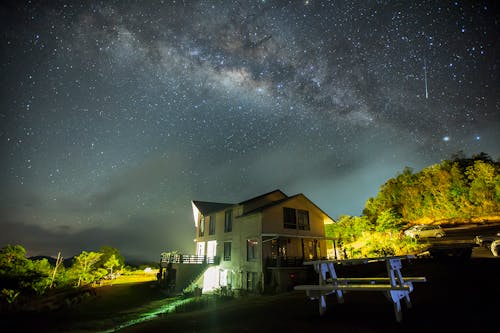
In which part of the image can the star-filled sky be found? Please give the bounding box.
[1,1,499,261]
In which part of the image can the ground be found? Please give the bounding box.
[3,250,498,332]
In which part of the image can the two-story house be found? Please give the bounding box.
[191,189,335,293]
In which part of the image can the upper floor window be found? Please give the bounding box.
[283,207,297,229]
[209,215,216,235]
[284,207,310,230]
[199,216,205,237]
[224,210,233,232]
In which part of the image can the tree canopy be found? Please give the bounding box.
[363,153,500,223]
[326,153,500,258]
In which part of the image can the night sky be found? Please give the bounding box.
[1,1,499,261]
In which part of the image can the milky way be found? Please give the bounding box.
[1,1,499,260]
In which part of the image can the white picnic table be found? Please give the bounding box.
[294,255,426,322]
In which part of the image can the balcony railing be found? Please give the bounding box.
[265,256,304,267]
[160,253,220,265]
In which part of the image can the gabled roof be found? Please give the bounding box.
[192,200,234,215]
[237,189,287,205]
[239,194,300,216]
[239,193,335,222]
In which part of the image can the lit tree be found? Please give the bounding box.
[104,254,120,278]
[72,251,103,287]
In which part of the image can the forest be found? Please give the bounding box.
[326,152,500,258]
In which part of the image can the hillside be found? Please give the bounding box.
[363,153,500,224]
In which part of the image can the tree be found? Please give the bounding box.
[375,209,402,232]
[98,246,124,269]
[0,245,52,305]
[71,251,103,287]
[104,254,120,277]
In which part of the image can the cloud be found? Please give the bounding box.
[0,213,192,262]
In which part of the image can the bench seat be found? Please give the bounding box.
[295,284,411,292]
[328,277,427,283]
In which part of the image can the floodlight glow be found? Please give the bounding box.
[192,201,200,227]
[202,266,220,293]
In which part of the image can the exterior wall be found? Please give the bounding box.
[261,195,330,236]
[194,205,264,291]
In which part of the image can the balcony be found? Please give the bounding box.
[265,256,304,267]
[160,253,220,266]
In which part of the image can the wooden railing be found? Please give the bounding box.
[160,253,220,265]
[265,256,305,267]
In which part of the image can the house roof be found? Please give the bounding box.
[238,193,335,222]
[191,200,234,215]
[238,194,300,217]
[237,189,287,205]
[192,190,335,222]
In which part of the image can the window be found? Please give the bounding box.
[297,210,310,230]
[209,215,216,235]
[283,207,297,229]
[224,210,232,232]
[223,242,232,261]
[207,240,217,257]
[199,216,205,237]
[284,207,310,230]
[247,239,258,261]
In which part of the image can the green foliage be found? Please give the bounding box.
[364,153,500,223]
[104,254,120,276]
[375,209,403,232]
[326,215,425,259]
[98,246,125,269]
[342,232,426,258]
[1,288,20,304]
[71,251,103,287]
[0,245,133,309]
[325,215,373,241]
[0,245,52,305]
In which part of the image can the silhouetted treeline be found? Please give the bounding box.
[363,152,500,222]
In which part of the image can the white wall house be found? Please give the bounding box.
[191,189,335,293]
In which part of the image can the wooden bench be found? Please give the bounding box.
[294,256,426,322]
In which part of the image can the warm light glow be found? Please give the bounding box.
[324,218,335,225]
[207,240,217,257]
[192,201,200,227]
[202,265,220,293]
[196,241,205,257]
